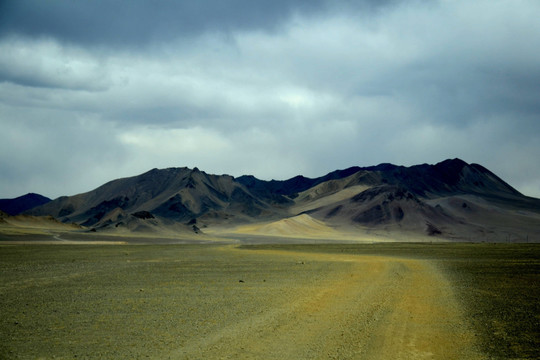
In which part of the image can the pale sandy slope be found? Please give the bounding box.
[171,249,483,359]
[226,213,428,242]
[231,214,348,239]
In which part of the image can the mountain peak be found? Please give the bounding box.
[0,193,51,215]
[364,163,401,172]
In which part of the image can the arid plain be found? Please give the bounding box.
[1,234,539,359]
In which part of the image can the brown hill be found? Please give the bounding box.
[26,159,540,242]
[27,167,288,234]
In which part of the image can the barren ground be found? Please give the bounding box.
[176,249,481,359]
[1,243,538,359]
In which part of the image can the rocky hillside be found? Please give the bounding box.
[25,159,540,241]
[27,167,289,232]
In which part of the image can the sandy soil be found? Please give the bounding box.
[172,248,482,359]
[1,244,502,359]
[231,214,349,239]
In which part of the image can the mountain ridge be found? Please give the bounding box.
[20,159,540,242]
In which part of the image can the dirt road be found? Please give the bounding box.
[173,249,483,359]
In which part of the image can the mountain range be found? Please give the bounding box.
[5,159,540,242]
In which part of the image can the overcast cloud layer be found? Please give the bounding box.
[1,0,540,199]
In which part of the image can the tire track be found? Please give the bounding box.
[172,249,484,359]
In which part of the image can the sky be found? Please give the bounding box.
[1,0,540,199]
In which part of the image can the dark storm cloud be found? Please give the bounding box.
[1,0,539,199]
[0,0,396,48]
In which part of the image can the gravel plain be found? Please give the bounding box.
[0,243,538,359]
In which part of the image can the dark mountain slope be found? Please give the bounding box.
[357,159,522,198]
[0,193,51,215]
[236,166,369,199]
[238,158,523,200]
[27,167,284,230]
[291,160,539,240]
[306,184,473,237]
[25,159,540,241]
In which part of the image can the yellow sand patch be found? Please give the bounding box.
[291,184,371,214]
[233,214,345,239]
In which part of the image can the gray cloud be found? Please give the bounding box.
[1,0,540,199]
[0,37,110,91]
[0,0,397,48]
